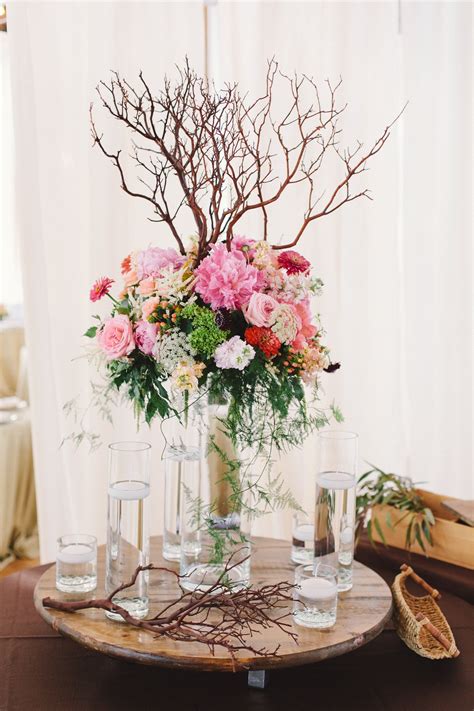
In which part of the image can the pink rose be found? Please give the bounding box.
[291,300,318,351]
[134,320,158,355]
[139,278,156,296]
[137,247,185,280]
[98,315,135,360]
[243,292,279,328]
[142,297,160,321]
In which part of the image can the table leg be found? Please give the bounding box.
[247,670,269,689]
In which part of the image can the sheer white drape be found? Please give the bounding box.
[7,1,472,560]
[8,1,204,561]
[0,33,22,305]
[219,1,473,536]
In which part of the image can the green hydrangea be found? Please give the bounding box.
[181,303,228,359]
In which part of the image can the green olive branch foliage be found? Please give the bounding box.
[356,464,436,553]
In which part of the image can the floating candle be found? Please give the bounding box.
[108,480,150,500]
[299,576,337,602]
[294,523,314,543]
[57,543,96,564]
[340,526,353,545]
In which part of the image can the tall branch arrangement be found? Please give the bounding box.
[90,59,395,263]
[43,560,296,669]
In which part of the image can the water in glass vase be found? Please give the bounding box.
[314,471,356,592]
[163,446,202,562]
[106,479,150,620]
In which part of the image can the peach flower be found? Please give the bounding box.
[142,297,160,321]
[139,278,156,296]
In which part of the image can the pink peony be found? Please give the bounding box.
[195,244,264,311]
[139,278,156,296]
[243,292,279,328]
[142,297,160,321]
[291,299,318,351]
[137,247,185,280]
[134,320,158,355]
[89,276,114,302]
[277,250,311,275]
[98,315,135,360]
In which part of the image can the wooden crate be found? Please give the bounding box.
[371,489,474,570]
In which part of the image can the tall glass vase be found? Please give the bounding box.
[179,406,256,593]
[162,392,208,562]
[106,441,151,620]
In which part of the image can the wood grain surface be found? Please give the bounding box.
[34,536,393,671]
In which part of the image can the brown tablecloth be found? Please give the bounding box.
[0,543,473,711]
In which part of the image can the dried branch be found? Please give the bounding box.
[90,59,400,259]
[43,556,297,670]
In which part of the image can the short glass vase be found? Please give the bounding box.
[293,563,338,629]
[56,534,97,594]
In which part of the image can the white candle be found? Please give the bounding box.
[299,577,337,602]
[108,480,150,500]
[57,543,95,564]
[317,471,356,490]
[340,526,353,545]
[294,524,314,543]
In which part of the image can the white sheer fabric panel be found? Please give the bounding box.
[8,2,205,561]
[218,1,472,540]
[0,34,22,304]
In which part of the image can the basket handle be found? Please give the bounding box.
[400,564,441,599]
[415,613,460,658]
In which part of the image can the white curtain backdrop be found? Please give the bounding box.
[7,1,472,561]
[0,33,22,305]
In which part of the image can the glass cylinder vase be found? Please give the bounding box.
[179,407,255,594]
[314,431,358,592]
[105,441,151,620]
[162,391,208,562]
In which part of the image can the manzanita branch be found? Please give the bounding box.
[90,58,400,260]
[43,556,297,670]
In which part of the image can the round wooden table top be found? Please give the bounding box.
[34,536,393,672]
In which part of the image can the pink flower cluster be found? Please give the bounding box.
[90,238,328,384]
[195,244,264,311]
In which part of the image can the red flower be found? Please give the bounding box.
[121,254,132,275]
[245,326,281,358]
[89,276,114,302]
[277,250,311,275]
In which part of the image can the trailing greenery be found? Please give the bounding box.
[356,465,435,552]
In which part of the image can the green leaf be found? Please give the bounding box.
[424,507,436,526]
[414,522,426,553]
[373,516,387,546]
[84,326,97,338]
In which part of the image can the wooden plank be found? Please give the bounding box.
[371,503,474,570]
[34,536,392,672]
[441,499,474,527]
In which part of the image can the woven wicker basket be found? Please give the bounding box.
[392,564,460,659]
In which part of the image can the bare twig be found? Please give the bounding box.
[43,557,297,670]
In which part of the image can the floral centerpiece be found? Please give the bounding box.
[79,60,394,586]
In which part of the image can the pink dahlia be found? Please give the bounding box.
[137,247,185,280]
[195,244,264,311]
[277,250,311,275]
[134,320,158,355]
[89,276,114,302]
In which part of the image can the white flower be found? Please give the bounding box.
[154,328,196,374]
[271,304,300,344]
[214,336,255,371]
